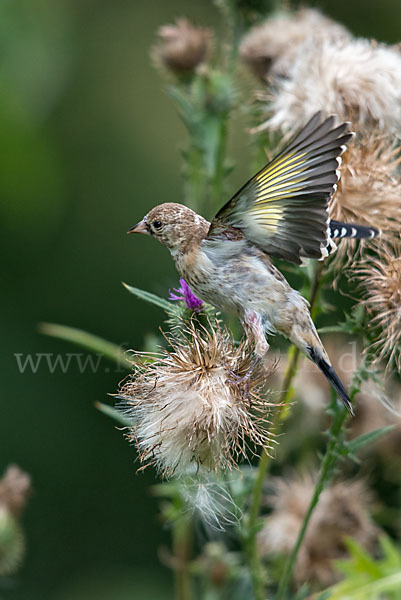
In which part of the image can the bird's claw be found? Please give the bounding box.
[226,357,262,402]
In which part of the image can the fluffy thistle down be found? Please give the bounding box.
[355,238,401,372]
[265,37,401,134]
[118,318,276,477]
[258,473,378,587]
[152,18,212,75]
[0,465,31,518]
[240,8,350,81]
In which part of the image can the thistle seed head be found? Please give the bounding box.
[153,18,211,75]
[258,473,378,586]
[118,318,276,477]
[355,238,401,372]
[0,465,31,519]
[265,37,401,133]
[331,137,401,235]
[240,8,350,81]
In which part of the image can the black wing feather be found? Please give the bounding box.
[207,112,353,265]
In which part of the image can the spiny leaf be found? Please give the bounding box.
[324,536,401,599]
[95,402,131,427]
[122,282,179,315]
[347,425,395,454]
[38,322,132,368]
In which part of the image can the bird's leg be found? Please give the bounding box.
[226,311,269,398]
[243,309,270,358]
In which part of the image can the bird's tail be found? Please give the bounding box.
[329,220,380,240]
[307,346,354,415]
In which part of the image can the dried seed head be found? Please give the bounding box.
[265,37,401,133]
[153,18,211,75]
[355,238,401,372]
[118,318,276,477]
[240,8,350,80]
[329,136,401,265]
[0,465,31,519]
[258,473,378,587]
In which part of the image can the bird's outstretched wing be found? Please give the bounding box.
[207,112,353,265]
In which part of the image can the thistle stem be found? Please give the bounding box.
[172,515,193,600]
[246,346,300,600]
[210,117,228,214]
[246,261,324,600]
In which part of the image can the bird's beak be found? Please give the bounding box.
[127,219,148,235]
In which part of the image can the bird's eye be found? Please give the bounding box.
[153,220,163,230]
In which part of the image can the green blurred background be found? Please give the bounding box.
[1,0,400,598]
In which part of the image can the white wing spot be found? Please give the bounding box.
[341,227,347,237]
[351,227,357,237]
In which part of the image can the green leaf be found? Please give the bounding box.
[122,282,179,315]
[317,326,348,335]
[95,402,132,427]
[38,322,132,368]
[324,536,401,600]
[347,425,395,454]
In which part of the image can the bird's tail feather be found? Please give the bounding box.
[307,346,354,415]
[329,220,380,240]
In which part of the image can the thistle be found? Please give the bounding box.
[0,465,31,576]
[152,18,212,76]
[264,37,401,133]
[169,278,203,312]
[118,317,276,477]
[240,8,350,81]
[330,136,401,250]
[355,238,401,372]
[258,473,378,587]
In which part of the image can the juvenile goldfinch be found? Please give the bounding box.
[129,113,379,414]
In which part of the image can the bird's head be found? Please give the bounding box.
[128,203,210,254]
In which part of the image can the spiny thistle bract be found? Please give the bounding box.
[118,317,277,477]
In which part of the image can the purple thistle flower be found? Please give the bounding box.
[169,278,203,312]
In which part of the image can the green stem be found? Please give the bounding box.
[246,262,324,600]
[276,382,357,599]
[186,145,206,213]
[246,345,300,599]
[172,516,193,600]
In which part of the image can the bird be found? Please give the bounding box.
[128,112,379,415]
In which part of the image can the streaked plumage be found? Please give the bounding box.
[129,113,380,414]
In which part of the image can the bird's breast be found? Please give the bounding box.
[173,239,289,318]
